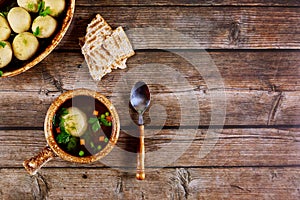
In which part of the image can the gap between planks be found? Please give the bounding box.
[74,0,300,7]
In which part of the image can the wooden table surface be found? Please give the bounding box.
[1,1,300,199]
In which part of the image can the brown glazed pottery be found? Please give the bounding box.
[23,89,120,175]
[1,0,75,78]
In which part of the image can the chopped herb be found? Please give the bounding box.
[56,131,71,144]
[0,11,8,18]
[67,137,78,151]
[104,137,109,143]
[38,1,51,16]
[33,26,40,36]
[60,108,69,116]
[79,150,84,157]
[88,117,101,132]
[88,117,98,124]
[22,38,28,45]
[105,112,109,117]
[90,141,95,148]
[37,1,45,14]
[40,6,51,16]
[27,3,34,10]
[0,71,3,77]
[59,117,66,131]
[100,114,105,119]
[0,41,6,48]
[92,120,101,132]
[97,145,102,150]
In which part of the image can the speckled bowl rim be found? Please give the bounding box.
[1,0,75,78]
[44,89,120,163]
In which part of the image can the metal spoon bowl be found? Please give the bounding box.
[130,81,151,180]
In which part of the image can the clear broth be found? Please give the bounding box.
[53,95,112,157]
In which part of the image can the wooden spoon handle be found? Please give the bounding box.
[136,124,145,180]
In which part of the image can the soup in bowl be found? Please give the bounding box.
[23,89,120,175]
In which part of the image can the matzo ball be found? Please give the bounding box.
[44,0,65,17]
[12,32,39,60]
[32,15,57,38]
[17,0,41,13]
[0,16,11,41]
[7,7,31,33]
[0,41,13,68]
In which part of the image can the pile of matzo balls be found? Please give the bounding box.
[0,0,65,68]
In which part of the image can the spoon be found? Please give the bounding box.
[130,81,151,180]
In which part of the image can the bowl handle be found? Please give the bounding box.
[23,146,57,175]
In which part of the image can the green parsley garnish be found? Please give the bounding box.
[38,1,51,16]
[0,41,6,48]
[55,108,71,144]
[88,117,101,132]
[27,3,34,10]
[37,1,45,13]
[0,11,8,18]
[88,112,112,132]
[92,121,101,132]
[0,71,3,77]
[67,137,78,151]
[22,38,28,45]
[56,131,71,144]
[33,26,40,36]
[60,108,69,116]
[90,141,95,148]
[88,117,98,124]
[40,6,51,16]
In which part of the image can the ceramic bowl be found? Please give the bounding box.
[23,89,120,175]
[0,0,75,78]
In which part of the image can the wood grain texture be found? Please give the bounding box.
[0,90,298,127]
[76,0,300,6]
[0,2,299,199]
[0,167,299,199]
[1,128,299,168]
[0,51,299,127]
[56,7,300,50]
[1,50,299,92]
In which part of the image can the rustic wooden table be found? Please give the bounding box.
[0,0,299,199]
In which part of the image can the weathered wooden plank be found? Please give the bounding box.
[57,7,300,50]
[0,90,298,127]
[1,50,299,127]
[0,167,299,199]
[1,128,299,168]
[76,0,300,6]
[1,50,299,92]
